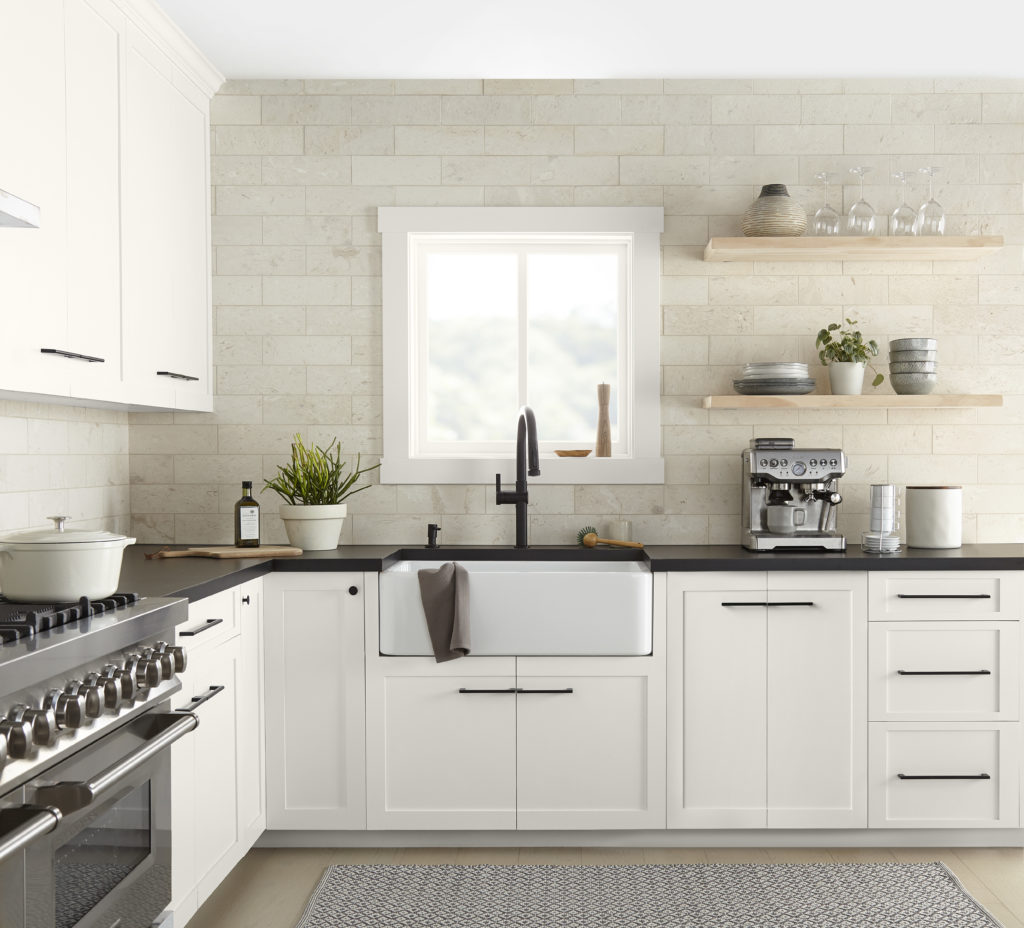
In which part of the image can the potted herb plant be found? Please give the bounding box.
[263,434,380,550]
[815,318,884,396]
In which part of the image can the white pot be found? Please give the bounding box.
[278,503,347,551]
[0,516,135,602]
[828,361,866,395]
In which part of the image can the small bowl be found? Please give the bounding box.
[554,449,592,457]
[889,349,937,363]
[890,360,938,374]
[890,372,938,395]
[890,337,937,351]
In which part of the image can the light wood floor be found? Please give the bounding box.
[188,845,1024,928]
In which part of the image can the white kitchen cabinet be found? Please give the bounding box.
[868,571,1024,621]
[667,571,867,829]
[263,573,368,830]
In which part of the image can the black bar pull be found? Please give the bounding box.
[721,601,815,607]
[175,685,225,712]
[178,618,224,637]
[897,594,992,600]
[897,773,991,780]
[457,688,517,694]
[41,348,104,363]
[516,688,574,694]
[897,669,992,676]
[156,371,200,382]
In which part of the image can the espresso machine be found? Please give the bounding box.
[742,437,848,551]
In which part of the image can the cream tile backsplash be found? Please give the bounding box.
[119,78,1024,546]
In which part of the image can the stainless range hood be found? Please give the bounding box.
[0,189,40,228]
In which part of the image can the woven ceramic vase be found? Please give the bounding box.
[741,183,807,237]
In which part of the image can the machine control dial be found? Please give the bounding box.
[43,690,87,730]
[791,461,807,477]
[0,716,36,758]
[760,458,768,467]
[769,458,778,467]
[7,705,56,746]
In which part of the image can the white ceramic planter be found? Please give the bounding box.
[278,503,347,551]
[828,361,866,395]
[0,517,135,601]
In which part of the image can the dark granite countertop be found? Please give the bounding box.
[124,542,1024,603]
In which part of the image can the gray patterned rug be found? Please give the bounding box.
[294,862,1002,927]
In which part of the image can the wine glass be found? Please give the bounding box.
[847,166,878,235]
[914,166,945,235]
[811,171,841,236]
[890,171,917,236]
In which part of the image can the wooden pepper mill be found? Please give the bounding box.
[595,382,612,457]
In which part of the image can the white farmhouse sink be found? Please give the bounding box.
[378,560,652,656]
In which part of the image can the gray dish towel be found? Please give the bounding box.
[417,562,471,662]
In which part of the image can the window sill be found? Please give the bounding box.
[380,456,665,486]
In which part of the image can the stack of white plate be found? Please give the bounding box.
[733,362,816,396]
[861,530,902,553]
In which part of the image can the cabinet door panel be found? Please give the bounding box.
[765,580,867,828]
[236,579,265,844]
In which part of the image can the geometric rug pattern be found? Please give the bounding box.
[295,862,1002,927]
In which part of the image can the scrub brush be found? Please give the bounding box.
[576,526,644,549]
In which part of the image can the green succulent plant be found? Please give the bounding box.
[263,434,380,506]
[815,318,884,387]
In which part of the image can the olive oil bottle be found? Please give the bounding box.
[234,481,260,547]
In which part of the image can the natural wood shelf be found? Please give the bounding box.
[703,235,1004,262]
[703,394,1004,410]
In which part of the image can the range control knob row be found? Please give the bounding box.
[64,681,103,720]
[0,715,35,759]
[43,690,88,731]
[103,663,137,703]
[142,647,175,682]
[6,705,56,747]
[84,670,123,711]
[155,642,187,674]
[125,653,163,690]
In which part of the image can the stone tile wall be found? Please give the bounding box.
[130,78,1024,546]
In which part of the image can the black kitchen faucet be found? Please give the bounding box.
[495,406,539,549]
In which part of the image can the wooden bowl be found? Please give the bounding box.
[554,449,592,457]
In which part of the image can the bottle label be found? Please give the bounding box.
[238,507,259,540]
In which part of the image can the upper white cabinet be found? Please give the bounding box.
[0,0,220,411]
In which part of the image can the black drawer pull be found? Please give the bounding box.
[897,773,991,780]
[41,347,104,363]
[516,688,574,694]
[458,688,517,694]
[175,685,225,712]
[348,586,359,596]
[179,618,223,637]
[156,370,200,382]
[896,594,991,600]
[721,601,815,608]
[897,669,992,676]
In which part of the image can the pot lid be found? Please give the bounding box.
[0,515,132,545]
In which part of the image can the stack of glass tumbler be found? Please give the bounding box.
[862,484,901,553]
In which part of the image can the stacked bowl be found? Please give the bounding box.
[889,338,937,395]
[733,362,816,395]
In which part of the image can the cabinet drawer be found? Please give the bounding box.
[869,622,1019,722]
[868,723,1019,828]
[176,588,237,650]
[868,571,1022,621]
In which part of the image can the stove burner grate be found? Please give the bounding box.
[0,593,140,641]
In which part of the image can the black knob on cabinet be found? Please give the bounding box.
[242,595,251,605]
[348,586,359,595]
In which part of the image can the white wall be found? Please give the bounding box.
[128,78,1024,546]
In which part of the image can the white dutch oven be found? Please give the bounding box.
[0,516,135,602]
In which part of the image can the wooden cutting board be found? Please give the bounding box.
[146,545,303,559]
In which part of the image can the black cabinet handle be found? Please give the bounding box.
[458,688,517,694]
[516,688,574,694]
[897,594,991,600]
[241,595,250,605]
[175,685,225,712]
[348,586,359,595]
[721,601,815,608]
[179,618,223,637]
[897,669,992,676]
[897,773,991,780]
[41,348,104,363]
[156,371,200,382]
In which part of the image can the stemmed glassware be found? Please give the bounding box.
[847,166,878,235]
[811,171,841,236]
[890,171,917,236]
[914,166,945,235]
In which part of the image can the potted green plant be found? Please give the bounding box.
[815,318,884,396]
[263,434,380,550]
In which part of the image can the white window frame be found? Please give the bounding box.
[379,206,664,485]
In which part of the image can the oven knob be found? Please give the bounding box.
[64,681,103,720]
[155,642,187,674]
[144,647,175,682]
[0,716,35,759]
[85,671,122,711]
[44,689,87,730]
[104,664,136,703]
[126,654,162,689]
[6,705,57,746]
[0,733,6,773]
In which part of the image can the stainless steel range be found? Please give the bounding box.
[0,592,194,928]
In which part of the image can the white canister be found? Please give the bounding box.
[905,486,962,549]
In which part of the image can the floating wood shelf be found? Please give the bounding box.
[703,235,1004,262]
[703,394,1003,410]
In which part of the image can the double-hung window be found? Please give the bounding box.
[379,207,663,484]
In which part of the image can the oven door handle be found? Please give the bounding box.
[0,806,62,864]
[33,712,198,815]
